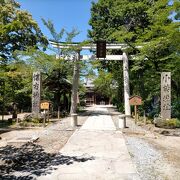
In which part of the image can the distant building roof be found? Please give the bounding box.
[84,78,94,88]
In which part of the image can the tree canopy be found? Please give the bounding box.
[88,0,180,117]
[0,0,48,62]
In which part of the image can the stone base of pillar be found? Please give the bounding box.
[71,113,78,127]
[118,114,126,129]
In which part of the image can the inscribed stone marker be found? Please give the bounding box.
[161,72,171,119]
[32,72,41,117]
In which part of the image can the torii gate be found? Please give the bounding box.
[49,41,131,116]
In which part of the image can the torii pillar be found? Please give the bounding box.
[122,52,131,116]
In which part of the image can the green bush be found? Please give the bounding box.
[176,119,180,128]
[118,104,124,113]
[172,100,180,119]
[156,118,180,129]
[164,119,177,128]
[32,118,41,124]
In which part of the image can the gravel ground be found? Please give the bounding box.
[125,136,169,180]
[108,106,180,180]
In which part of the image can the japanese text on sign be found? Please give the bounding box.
[96,41,106,58]
[161,72,171,119]
[32,72,41,117]
[41,101,49,110]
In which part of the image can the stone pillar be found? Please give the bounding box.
[32,72,41,118]
[122,52,131,116]
[161,72,171,119]
[70,51,80,114]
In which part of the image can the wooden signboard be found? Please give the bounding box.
[129,96,142,106]
[41,101,50,110]
[40,101,50,127]
[129,95,142,124]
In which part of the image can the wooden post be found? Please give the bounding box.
[134,105,137,124]
[40,101,50,126]
[58,106,60,119]
[47,110,49,122]
[43,110,46,127]
[143,110,146,125]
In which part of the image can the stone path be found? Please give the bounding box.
[38,105,140,180]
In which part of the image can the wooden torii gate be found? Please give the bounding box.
[49,41,131,117]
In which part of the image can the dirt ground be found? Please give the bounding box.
[0,107,92,153]
[145,132,180,178]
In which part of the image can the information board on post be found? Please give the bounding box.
[41,101,50,110]
[129,95,142,124]
[129,96,142,106]
[40,100,50,127]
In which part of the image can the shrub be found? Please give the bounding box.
[176,119,180,128]
[164,119,177,129]
[155,118,180,129]
[172,100,180,119]
[32,118,41,124]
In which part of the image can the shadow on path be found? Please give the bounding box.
[0,142,95,179]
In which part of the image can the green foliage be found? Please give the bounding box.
[166,119,180,128]
[0,1,82,116]
[177,119,180,127]
[172,100,180,119]
[42,19,85,114]
[0,60,32,113]
[41,18,65,42]
[89,0,180,118]
[155,117,180,129]
[0,0,48,61]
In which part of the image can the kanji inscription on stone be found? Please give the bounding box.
[161,72,171,119]
[32,72,41,117]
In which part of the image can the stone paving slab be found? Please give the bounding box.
[38,106,140,180]
[81,115,116,131]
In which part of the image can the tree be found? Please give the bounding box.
[42,18,81,114]
[88,0,180,117]
[15,47,73,117]
[0,0,48,62]
[93,70,117,103]
[0,59,32,119]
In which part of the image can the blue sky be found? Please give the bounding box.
[18,0,96,42]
